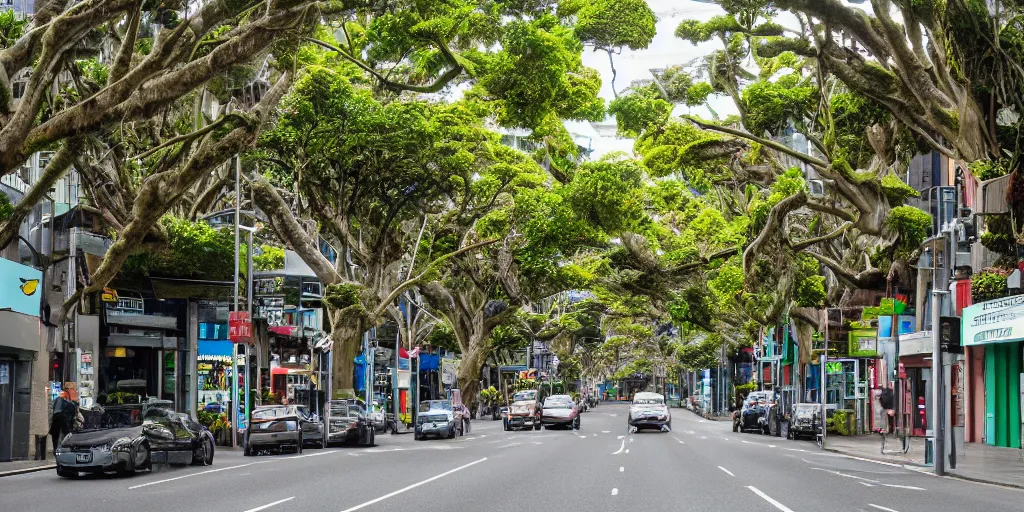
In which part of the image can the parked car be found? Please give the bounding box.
[415,400,456,440]
[55,405,215,478]
[540,395,580,429]
[627,392,671,432]
[733,391,773,434]
[368,401,387,432]
[505,389,541,431]
[244,406,303,455]
[290,405,327,448]
[324,399,376,446]
[787,403,822,440]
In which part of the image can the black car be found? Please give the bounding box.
[325,400,375,447]
[55,405,215,477]
[733,391,773,434]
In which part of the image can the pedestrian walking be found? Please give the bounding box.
[49,390,79,454]
[878,386,895,434]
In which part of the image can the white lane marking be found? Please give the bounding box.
[625,449,630,454]
[619,467,624,472]
[465,437,476,441]
[859,482,875,487]
[617,435,625,439]
[841,455,904,468]
[611,488,618,496]
[741,440,753,444]
[612,439,626,455]
[684,430,696,434]
[629,438,634,443]
[286,450,336,459]
[531,442,543,445]
[769,445,776,448]
[672,437,685,444]
[602,430,611,434]
[700,436,707,439]
[244,497,295,512]
[720,436,731,441]
[746,486,795,512]
[718,466,735,477]
[498,442,521,448]
[339,458,487,512]
[479,435,488,438]
[129,463,256,489]
[881,484,925,491]
[868,505,899,512]
[812,467,880,483]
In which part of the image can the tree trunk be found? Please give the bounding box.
[456,340,487,411]
[330,317,363,399]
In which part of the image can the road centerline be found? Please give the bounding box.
[338,457,487,512]
[746,486,796,512]
[243,497,295,512]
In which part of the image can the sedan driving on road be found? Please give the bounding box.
[325,400,376,446]
[56,405,215,477]
[628,392,671,432]
[540,395,580,429]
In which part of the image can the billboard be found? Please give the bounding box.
[0,257,42,317]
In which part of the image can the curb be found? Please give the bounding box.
[824,448,1024,490]
[0,464,55,478]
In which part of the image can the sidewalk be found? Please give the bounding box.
[0,459,55,478]
[823,434,1024,489]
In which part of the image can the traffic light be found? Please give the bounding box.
[939,316,963,354]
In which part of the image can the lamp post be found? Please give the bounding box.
[932,289,949,475]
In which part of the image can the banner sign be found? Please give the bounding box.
[962,295,1024,347]
[228,311,252,343]
[0,257,42,317]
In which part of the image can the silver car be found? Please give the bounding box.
[628,392,671,432]
[244,407,303,456]
[415,401,455,440]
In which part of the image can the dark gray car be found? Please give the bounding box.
[244,406,303,456]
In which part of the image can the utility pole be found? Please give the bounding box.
[231,153,241,449]
[820,308,829,450]
[932,289,948,475]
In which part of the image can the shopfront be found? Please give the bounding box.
[0,258,42,461]
[962,296,1024,448]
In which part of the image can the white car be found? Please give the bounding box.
[628,392,671,432]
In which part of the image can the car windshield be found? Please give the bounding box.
[794,405,817,417]
[330,402,363,416]
[419,400,451,412]
[512,391,536,402]
[78,406,144,430]
[544,399,571,408]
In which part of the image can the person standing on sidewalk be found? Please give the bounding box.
[48,390,79,454]
[878,386,895,435]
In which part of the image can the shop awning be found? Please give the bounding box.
[107,333,177,349]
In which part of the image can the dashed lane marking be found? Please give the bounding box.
[619,467,624,472]
[747,486,795,512]
[611,488,618,496]
[718,466,735,477]
[868,505,899,512]
[243,497,295,512]
[612,439,626,455]
[338,458,487,512]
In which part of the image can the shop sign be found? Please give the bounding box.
[962,295,1024,346]
[101,288,119,303]
[228,311,252,342]
[0,257,42,317]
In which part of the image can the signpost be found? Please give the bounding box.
[229,311,253,343]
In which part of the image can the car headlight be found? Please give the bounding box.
[111,438,133,451]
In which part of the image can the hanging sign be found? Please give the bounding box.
[101,288,119,303]
[228,311,252,343]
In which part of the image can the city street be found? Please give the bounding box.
[1,404,1021,512]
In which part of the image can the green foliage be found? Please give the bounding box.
[253,245,285,272]
[676,15,743,43]
[885,206,932,261]
[0,10,26,49]
[972,268,1009,302]
[880,173,920,205]
[574,0,658,51]
[426,322,460,353]
[827,409,855,436]
[980,214,1017,257]
[608,85,672,137]
[829,93,892,170]
[793,254,826,307]
[675,335,723,372]
[635,120,733,190]
[969,159,1011,181]
[324,283,364,311]
[121,216,235,282]
[741,78,817,136]
[0,192,11,222]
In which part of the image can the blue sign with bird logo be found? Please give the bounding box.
[0,257,43,317]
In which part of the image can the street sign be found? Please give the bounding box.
[101,288,118,303]
[228,311,252,343]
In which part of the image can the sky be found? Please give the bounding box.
[576,0,876,158]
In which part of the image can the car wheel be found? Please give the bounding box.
[368,428,375,447]
[192,436,213,466]
[533,422,541,431]
[573,417,581,430]
[56,464,77,478]
[733,421,739,433]
[244,443,254,456]
[138,442,152,470]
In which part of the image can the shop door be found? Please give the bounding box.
[907,368,929,436]
[0,360,13,461]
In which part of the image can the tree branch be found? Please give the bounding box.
[789,221,852,252]
[685,116,829,171]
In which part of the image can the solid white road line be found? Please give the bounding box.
[746,486,795,512]
[881,484,925,491]
[129,463,257,489]
[812,467,880,483]
[338,458,487,512]
[859,482,875,487]
[841,455,904,468]
[619,467,624,472]
[717,466,735,477]
[611,488,618,496]
[244,497,295,512]
[868,505,899,512]
[602,430,611,434]
[613,439,626,455]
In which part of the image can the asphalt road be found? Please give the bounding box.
[1,404,1021,512]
